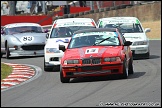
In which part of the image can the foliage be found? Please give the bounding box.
[1,63,13,80]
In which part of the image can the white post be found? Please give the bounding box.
[9,1,15,15]
[42,1,46,14]
[96,1,100,9]
[90,1,94,10]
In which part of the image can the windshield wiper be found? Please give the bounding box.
[93,37,111,46]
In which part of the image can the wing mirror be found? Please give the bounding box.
[145,28,151,33]
[124,41,132,46]
[59,45,66,52]
[44,29,49,33]
[1,30,4,35]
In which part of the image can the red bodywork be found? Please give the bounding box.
[61,45,132,78]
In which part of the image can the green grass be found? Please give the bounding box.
[1,63,13,80]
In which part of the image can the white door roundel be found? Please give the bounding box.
[21,36,34,42]
[85,48,99,54]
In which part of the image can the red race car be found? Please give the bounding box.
[59,28,134,83]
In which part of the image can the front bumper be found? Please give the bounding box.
[10,49,44,56]
[44,53,64,68]
[62,63,123,78]
[130,44,149,56]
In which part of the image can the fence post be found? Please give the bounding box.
[90,1,94,10]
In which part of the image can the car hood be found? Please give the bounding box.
[45,37,71,48]
[12,33,47,44]
[64,46,122,59]
[123,33,147,42]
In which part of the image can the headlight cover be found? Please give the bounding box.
[104,57,121,62]
[132,41,148,46]
[64,59,79,65]
[11,37,18,42]
[46,48,60,53]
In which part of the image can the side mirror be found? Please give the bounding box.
[1,30,4,35]
[59,45,66,52]
[44,29,49,33]
[145,28,151,33]
[124,41,132,46]
[46,33,49,38]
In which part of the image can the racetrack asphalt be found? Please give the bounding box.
[1,62,36,91]
[1,39,160,91]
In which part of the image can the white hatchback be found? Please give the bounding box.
[44,18,97,71]
[97,17,151,59]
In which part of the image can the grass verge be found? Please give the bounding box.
[1,63,13,80]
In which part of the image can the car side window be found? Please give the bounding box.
[118,29,126,44]
[3,28,8,35]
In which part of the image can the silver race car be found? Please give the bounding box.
[1,23,48,59]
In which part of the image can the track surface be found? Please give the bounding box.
[1,40,161,107]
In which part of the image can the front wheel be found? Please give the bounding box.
[6,44,10,59]
[60,66,70,83]
[128,57,134,74]
[145,52,150,59]
[1,53,3,58]
[44,58,52,71]
[120,59,128,79]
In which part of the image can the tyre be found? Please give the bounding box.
[60,66,70,83]
[1,53,3,58]
[128,57,134,74]
[120,59,128,79]
[145,52,150,59]
[6,44,10,59]
[44,58,52,71]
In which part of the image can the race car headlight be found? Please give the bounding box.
[64,59,79,65]
[104,57,121,62]
[46,48,60,53]
[11,38,18,42]
[132,41,148,46]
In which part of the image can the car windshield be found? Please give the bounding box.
[68,31,120,49]
[6,26,43,35]
[50,26,95,38]
[104,23,143,33]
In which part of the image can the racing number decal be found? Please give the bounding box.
[22,36,34,42]
[23,36,32,41]
[85,48,99,54]
[56,39,69,43]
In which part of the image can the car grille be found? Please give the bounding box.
[50,57,59,61]
[21,45,45,50]
[82,58,101,64]
[81,66,102,71]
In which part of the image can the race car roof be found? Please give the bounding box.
[55,18,95,23]
[99,17,140,24]
[53,18,96,28]
[4,23,41,28]
[74,28,118,34]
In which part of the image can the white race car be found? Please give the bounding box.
[97,17,151,59]
[44,18,97,71]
